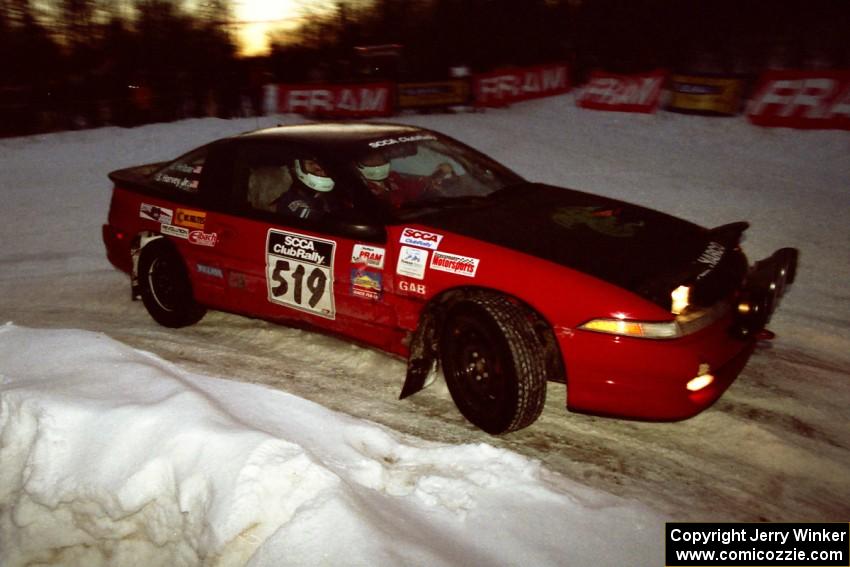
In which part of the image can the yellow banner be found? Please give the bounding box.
[668,75,744,116]
[397,80,470,109]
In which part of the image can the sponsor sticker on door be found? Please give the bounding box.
[161,224,189,239]
[429,251,480,278]
[400,227,443,250]
[140,203,173,224]
[351,244,386,269]
[396,246,429,280]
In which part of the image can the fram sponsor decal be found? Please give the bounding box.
[351,244,386,269]
[396,246,428,280]
[140,203,173,224]
[398,280,426,296]
[188,230,218,247]
[174,208,206,229]
[400,227,443,250]
[429,251,480,278]
[161,224,189,239]
[196,263,223,278]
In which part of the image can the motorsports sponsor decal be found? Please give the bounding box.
[266,229,336,319]
[747,69,850,130]
[351,244,386,269]
[174,208,206,229]
[576,69,666,113]
[473,63,570,107]
[429,251,480,278]
[140,203,173,224]
[350,268,382,300]
[188,230,218,247]
[278,82,393,117]
[160,224,189,239]
[396,246,429,280]
[399,227,443,250]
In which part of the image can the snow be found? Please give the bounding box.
[1,95,849,566]
[0,325,658,566]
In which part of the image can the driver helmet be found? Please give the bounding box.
[357,152,391,182]
[294,158,335,192]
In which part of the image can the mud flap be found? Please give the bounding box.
[399,310,439,399]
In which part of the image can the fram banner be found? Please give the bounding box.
[747,69,850,130]
[473,63,570,107]
[576,69,667,113]
[278,83,394,117]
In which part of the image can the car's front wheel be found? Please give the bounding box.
[138,239,206,328]
[439,292,547,434]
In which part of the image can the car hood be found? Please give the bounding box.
[406,183,746,309]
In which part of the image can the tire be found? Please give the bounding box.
[138,239,206,328]
[439,292,547,434]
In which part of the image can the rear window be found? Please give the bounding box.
[152,147,207,194]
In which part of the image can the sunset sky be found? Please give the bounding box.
[232,0,335,56]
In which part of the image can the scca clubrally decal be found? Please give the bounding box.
[266,229,336,319]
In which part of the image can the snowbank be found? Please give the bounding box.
[0,324,661,566]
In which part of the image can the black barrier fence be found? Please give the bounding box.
[0,80,265,138]
[4,65,850,137]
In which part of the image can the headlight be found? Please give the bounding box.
[578,318,681,339]
[671,285,690,315]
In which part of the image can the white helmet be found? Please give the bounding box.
[295,159,335,192]
[357,153,390,182]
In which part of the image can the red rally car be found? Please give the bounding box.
[102,123,798,434]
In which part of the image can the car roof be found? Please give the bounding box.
[235,122,430,150]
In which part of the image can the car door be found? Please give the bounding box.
[202,139,399,347]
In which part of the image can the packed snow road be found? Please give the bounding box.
[2,97,849,526]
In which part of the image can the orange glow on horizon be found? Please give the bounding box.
[233,0,334,56]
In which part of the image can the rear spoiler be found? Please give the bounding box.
[108,162,168,189]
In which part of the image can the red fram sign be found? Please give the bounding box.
[576,69,667,113]
[278,83,394,117]
[473,63,570,107]
[747,70,850,130]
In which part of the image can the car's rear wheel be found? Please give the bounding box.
[138,239,206,328]
[439,292,547,434]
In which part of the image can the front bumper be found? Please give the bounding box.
[559,247,798,420]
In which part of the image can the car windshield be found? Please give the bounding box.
[350,135,524,211]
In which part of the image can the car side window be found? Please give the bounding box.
[152,147,207,194]
[233,144,297,214]
[233,144,350,223]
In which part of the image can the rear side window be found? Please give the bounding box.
[152,147,207,194]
